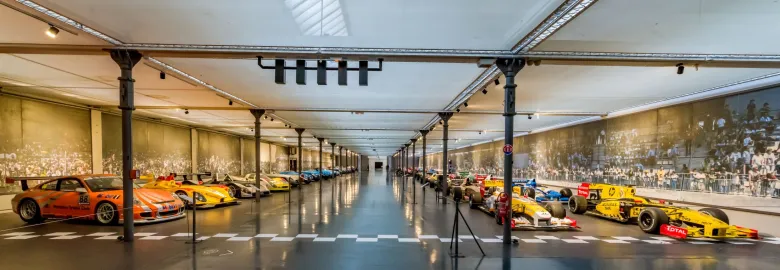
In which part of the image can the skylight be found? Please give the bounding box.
[284,0,348,37]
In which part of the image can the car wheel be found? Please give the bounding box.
[699,208,729,224]
[638,207,669,234]
[568,195,588,214]
[227,185,238,198]
[470,192,482,209]
[545,202,567,219]
[559,188,573,198]
[95,202,119,225]
[18,199,44,223]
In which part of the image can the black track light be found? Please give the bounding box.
[676,63,685,75]
[270,118,274,122]
[464,102,469,107]
[228,100,233,106]
[528,114,532,120]
[185,109,189,115]
[45,25,59,38]
[439,120,443,125]
[456,108,460,113]
[494,79,500,85]
[159,71,166,80]
[482,88,488,95]
[264,115,268,120]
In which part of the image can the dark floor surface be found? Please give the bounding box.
[1,170,779,270]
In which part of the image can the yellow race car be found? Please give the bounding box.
[143,175,238,208]
[246,174,291,192]
[568,183,759,239]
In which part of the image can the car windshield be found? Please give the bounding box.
[84,177,140,192]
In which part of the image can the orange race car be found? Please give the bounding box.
[6,175,186,225]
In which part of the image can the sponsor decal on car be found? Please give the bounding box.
[660,224,688,239]
[577,183,590,197]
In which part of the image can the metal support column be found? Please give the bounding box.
[295,128,305,189]
[438,112,453,204]
[403,144,409,194]
[110,49,142,242]
[420,130,429,204]
[318,138,324,194]
[250,109,266,202]
[410,139,417,204]
[496,58,524,245]
[330,143,336,171]
[339,146,343,175]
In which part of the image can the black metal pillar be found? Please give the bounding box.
[420,130,429,204]
[496,58,524,244]
[410,139,417,204]
[438,112,453,204]
[318,138,324,193]
[339,146,343,175]
[250,109,266,202]
[330,143,336,171]
[295,128,305,189]
[110,49,142,242]
[403,144,409,194]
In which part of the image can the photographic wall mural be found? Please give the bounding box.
[0,96,92,193]
[426,86,780,182]
[242,139,274,174]
[272,144,290,173]
[197,131,241,175]
[102,114,191,178]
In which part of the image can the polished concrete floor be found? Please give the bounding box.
[1,170,780,270]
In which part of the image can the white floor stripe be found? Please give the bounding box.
[254,234,278,238]
[438,238,462,243]
[762,240,780,245]
[602,240,630,244]
[458,235,479,240]
[213,233,238,238]
[562,239,589,244]
[44,232,76,236]
[535,235,559,240]
[87,232,116,237]
[481,239,503,243]
[356,238,379,242]
[336,234,359,238]
[573,236,599,241]
[497,236,520,240]
[270,237,295,242]
[522,239,546,243]
[171,233,194,237]
[642,240,671,244]
[612,236,639,241]
[418,235,439,239]
[139,236,167,240]
[296,234,318,238]
[95,236,118,240]
[226,237,252,241]
[727,241,754,245]
[1,232,34,237]
[313,237,337,242]
[377,235,399,239]
[196,236,211,241]
[51,235,82,240]
[134,233,157,237]
[6,235,39,239]
[650,236,676,241]
[687,241,713,245]
[398,238,420,243]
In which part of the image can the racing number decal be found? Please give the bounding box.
[630,207,640,216]
[78,194,90,205]
[608,187,616,196]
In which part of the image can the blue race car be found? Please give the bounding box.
[302,170,321,181]
[280,171,311,184]
[514,179,573,203]
[316,169,334,179]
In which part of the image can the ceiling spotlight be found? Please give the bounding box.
[528,114,532,120]
[250,128,254,132]
[228,100,233,106]
[185,109,189,115]
[159,71,166,80]
[676,63,685,75]
[439,121,443,125]
[464,102,469,107]
[494,79,500,85]
[456,108,460,113]
[264,115,268,120]
[45,25,59,38]
[270,118,274,122]
[478,131,482,135]
[482,88,488,95]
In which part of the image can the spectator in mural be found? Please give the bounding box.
[747,99,757,122]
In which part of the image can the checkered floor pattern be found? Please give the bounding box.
[2,232,780,245]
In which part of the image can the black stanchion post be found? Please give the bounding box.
[186,191,201,244]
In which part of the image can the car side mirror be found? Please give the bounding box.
[75,187,87,193]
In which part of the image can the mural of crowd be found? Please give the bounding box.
[428,87,780,198]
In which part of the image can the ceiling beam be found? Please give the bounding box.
[129,106,606,116]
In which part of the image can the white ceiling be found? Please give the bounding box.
[33,0,563,50]
[536,0,780,54]
[2,1,780,156]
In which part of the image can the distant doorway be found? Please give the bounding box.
[289,160,298,172]
[374,162,383,169]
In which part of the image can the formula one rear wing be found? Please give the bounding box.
[5,176,59,191]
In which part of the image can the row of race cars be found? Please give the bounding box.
[412,169,760,240]
[5,167,357,226]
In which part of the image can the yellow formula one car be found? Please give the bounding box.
[461,180,578,231]
[568,183,759,239]
[143,175,238,208]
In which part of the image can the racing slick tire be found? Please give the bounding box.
[469,193,482,209]
[568,195,588,214]
[95,202,120,225]
[699,208,729,224]
[559,188,573,198]
[227,184,239,198]
[638,207,669,234]
[18,199,45,224]
[522,187,535,198]
[545,202,567,219]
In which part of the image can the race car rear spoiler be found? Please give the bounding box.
[5,176,59,191]
[170,172,212,181]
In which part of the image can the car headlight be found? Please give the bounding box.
[194,192,206,202]
[133,197,143,206]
